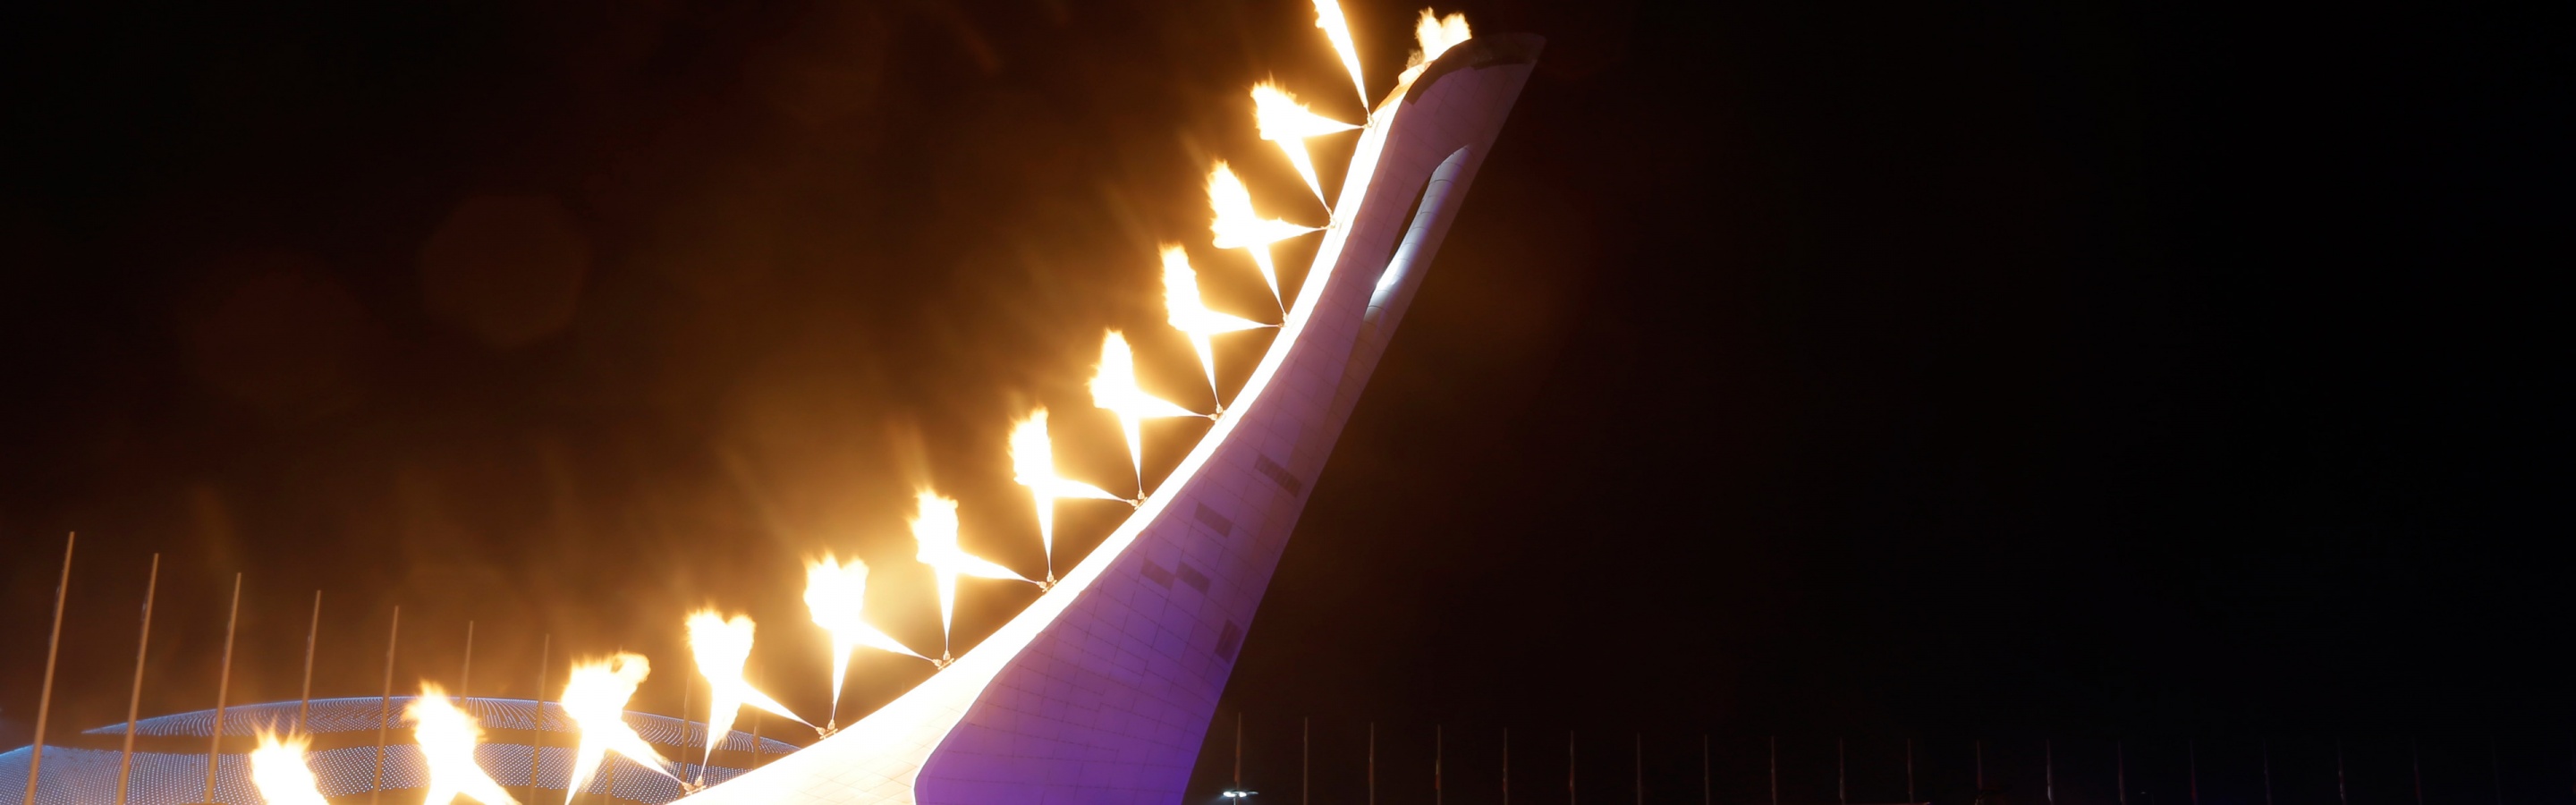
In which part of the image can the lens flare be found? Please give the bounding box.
[562,652,677,794]
[407,684,519,805]
[1089,331,1205,495]
[910,491,1033,662]
[804,555,929,727]
[1251,82,1360,208]
[1311,0,1369,108]
[1161,245,1268,406]
[1209,161,1321,308]
[249,731,329,805]
[1009,409,1125,583]
[1403,9,1474,80]
[687,610,814,774]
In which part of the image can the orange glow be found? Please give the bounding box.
[248,731,329,805]
[1411,10,1473,86]
[1311,0,1369,107]
[562,653,677,792]
[1161,245,1267,405]
[1089,331,1204,495]
[804,554,928,726]
[407,684,519,805]
[1252,82,1360,207]
[688,611,812,771]
[910,490,1031,661]
[1208,161,1321,307]
[1009,409,1124,582]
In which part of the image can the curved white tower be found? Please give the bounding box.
[677,33,1544,805]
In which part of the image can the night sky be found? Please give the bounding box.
[2,1,2564,803]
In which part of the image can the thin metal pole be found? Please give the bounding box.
[529,633,548,804]
[22,533,75,805]
[299,590,320,732]
[202,572,242,805]
[2412,741,2424,805]
[1841,738,1849,805]
[2046,739,2055,805]
[461,620,475,701]
[372,606,401,804]
[681,668,696,785]
[115,553,158,805]
[2264,741,2275,805]
[1908,738,1918,803]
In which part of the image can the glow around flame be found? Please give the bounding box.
[1311,0,1369,107]
[1089,331,1204,494]
[911,491,1031,659]
[1161,245,1267,404]
[1009,409,1123,581]
[408,684,519,805]
[804,555,928,724]
[562,652,676,793]
[248,731,329,805]
[1209,161,1321,307]
[688,610,812,771]
[1252,82,1360,207]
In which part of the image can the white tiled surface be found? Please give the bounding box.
[674,39,1539,805]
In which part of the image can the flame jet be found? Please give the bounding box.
[804,555,930,729]
[1089,331,1205,496]
[1161,245,1268,407]
[688,611,815,776]
[249,731,330,805]
[408,684,520,805]
[1209,162,1321,309]
[1311,0,1369,108]
[910,491,1035,663]
[1252,83,1360,208]
[1010,408,1127,584]
[1397,10,1475,89]
[562,653,678,796]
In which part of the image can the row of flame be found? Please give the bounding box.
[241,4,1474,803]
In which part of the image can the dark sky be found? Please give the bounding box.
[2,0,2565,802]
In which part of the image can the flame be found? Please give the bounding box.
[407,684,519,805]
[1311,0,1369,107]
[1009,409,1123,582]
[1406,10,1473,75]
[562,652,677,793]
[1161,245,1267,404]
[248,731,329,805]
[1089,331,1203,494]
[1251,82,1360,207]
[1208,161,1321,307]
[687,610,813,772]
[910,490,1032,660]
[804,555,929,725]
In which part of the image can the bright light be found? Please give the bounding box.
[247,731,329,805]
[1089,331,1205,495]
[407,684,519,805]
[1310,0,1368,108]
[1251,83,1360,208]
[1209,162,1321,308]
[1161,245,1268,407]
[563,652,678,793]
[911,490,1033,661]
[804,554,929,727]
[1010,409,1126,582]
[688,610,814,773]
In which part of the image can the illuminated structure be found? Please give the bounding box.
[674,33,1542,805]
[0,698,796,803]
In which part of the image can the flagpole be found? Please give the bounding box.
[200,572,242,805]
[299,590,321,733]
[372,606,401,804]
[21,533,75,805]
[115,552,157,805]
